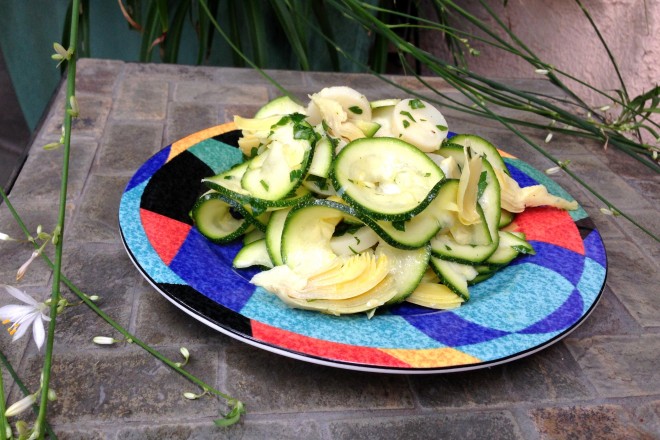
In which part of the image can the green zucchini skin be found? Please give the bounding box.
[331,137,445,222]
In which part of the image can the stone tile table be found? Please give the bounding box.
[0,59,658,439]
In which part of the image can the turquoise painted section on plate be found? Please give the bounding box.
[119,180,186,285]
[459,263,575,333]
[188,139,243,174]
[456,329,563,361]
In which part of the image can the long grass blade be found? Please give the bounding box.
[163,0,190,63]
[269,0,310,70]
[244,0,267,68]
[312,0,340,71]
[139,1,160,61]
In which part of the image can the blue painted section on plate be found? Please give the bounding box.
[240,287,445,349]
[518,287,584,334]
[119,180,186,285]
[511,241,585,286]
[403,311,511,346]
[169,228,255,312]
[125,146,171,192]
[507,165,539,188]
[578,258,607,315]
[583,230,607,267]
[188,139,243,174]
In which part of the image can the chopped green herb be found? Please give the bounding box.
[250,146,259,158]
[260,179,270,191]
[436,124,448,131]
[355,236,361,245]
[349,106,363,115]
[348,246,359,255]
[477,170,488,199]
[289,169,303,182]
[402,120,410,129]
[409,99,426,109]
[399,110,416,122]
[445,245,452,251]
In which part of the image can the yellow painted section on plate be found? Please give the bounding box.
[381,347,481,368]
[498,148,516,159]
[167,122,238,162]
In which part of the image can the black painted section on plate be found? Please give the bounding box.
[213,130,241,147]
[141,150,213,225]
[158,283,253,337]
[576,217,596,239]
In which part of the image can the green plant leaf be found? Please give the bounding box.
[269,0,310,70]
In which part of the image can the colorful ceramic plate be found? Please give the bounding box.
[119,123,607,374]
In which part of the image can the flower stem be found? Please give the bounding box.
[36,0,81,436]
[0,190,240,415]
[0,364,7,440]
[0,351,57,439]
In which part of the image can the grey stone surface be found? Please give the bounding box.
[112,79,169,121]
[96,121,164,173]
[223,345,414,413]
[0,60,657,438]
[327,411,523,440]
[565,335,660,398]
[68,174,131,243]
[530,405,657,440]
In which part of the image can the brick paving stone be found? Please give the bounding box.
[602,238,659,327]
[0,202,70,286]
[220,103,263,124]
[223,345,414,413]
[76,59,124,96]
[133,287,229,346]
[530,405,656,440]
[115,419,323,440]
[621,208,660,262]
[564,335,660,398]
[125,63,216,83]
[412,344,592,408]
[563,153,654,211]
[55,243,139,346]
[164,102,219,145]
[8,138,97,202]
[19,346,220,424]
[631,400,660,438]
[173,82,269,106]
[96,121,164,173]
[113,79,169,121]
[68,174,131,243]
[327,411,523,440]
[567,287,641,339]
[51,429,108,440]
[44,95,114,140]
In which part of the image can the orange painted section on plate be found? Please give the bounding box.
[511,206,585,255]
[140,208,191,265]
[381,347,481,368]
[167,122,237,162]
[251,321,413,368]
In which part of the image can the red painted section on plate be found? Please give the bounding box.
[251,321,412,368]
[140,208,191,265]
[513,207,584,255]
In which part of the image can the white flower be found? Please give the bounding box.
[4,393,37,417]
[0,285,50,350]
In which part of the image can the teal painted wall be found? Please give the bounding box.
[0,1,373,131]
